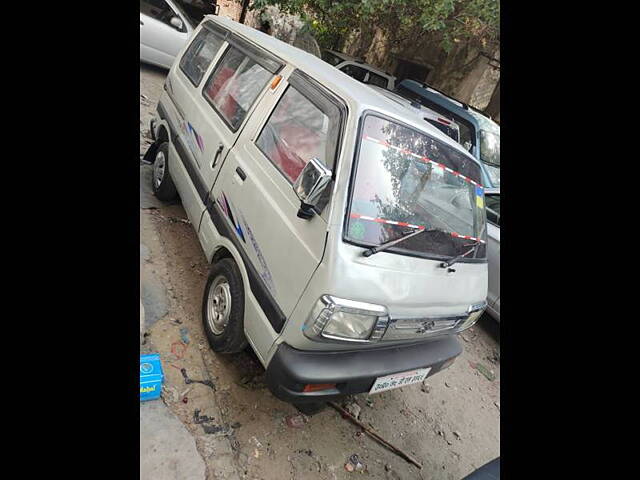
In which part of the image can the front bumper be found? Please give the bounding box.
[265,335,462,404]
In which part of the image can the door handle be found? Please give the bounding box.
[212,143,224,168]
[235,167,247,181]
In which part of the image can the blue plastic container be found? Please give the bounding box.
[140,353,164,401]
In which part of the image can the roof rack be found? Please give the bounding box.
[418,81,470,110]
[417,81,493,119]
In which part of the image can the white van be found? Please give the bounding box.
[144,16,488,412]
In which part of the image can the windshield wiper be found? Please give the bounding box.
[363,227,446,257]
[440,241,481,268]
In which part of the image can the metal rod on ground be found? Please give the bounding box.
[327,401,423,469]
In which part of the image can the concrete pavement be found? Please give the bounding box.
[140,400,206,480]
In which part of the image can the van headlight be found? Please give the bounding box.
[302,295,389,343]
[457,301,487,331]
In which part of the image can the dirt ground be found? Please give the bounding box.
[140,63,500,480]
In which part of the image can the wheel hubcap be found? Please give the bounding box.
[207,276,232,335]
[153,151,166,188]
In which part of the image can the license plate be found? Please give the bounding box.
[369,367,431,395]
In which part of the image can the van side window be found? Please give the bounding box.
[396,85,476,150]
[179,28,225,87]
[202,46,273,131]
[426,119,459,142]
[255,85,339,184]
[366,72,388,89]
[485,195,500,226]
[340,64,367,82]
[140,0,177,28]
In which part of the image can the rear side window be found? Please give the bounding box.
[140,0,176,27]
[397,86,476,151]
[459,122,474,152]
[426,119,460,143]
[256,82,342,184]
[340,64,367,81]
[321,50,343,66]
[485,195,500,226]
[179,28,225,87]
[366,72,388,88]
[203,46,273,131]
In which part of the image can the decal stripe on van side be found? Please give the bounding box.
[205,200,287,333]
[157,102,287,333]
[158,102,209,201]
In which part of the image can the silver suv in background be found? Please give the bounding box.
[321,50,396,89]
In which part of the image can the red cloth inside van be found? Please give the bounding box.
[271,126,319,181]
[205,67,239,123]
[265,95,322,182]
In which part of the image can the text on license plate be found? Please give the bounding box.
[369,367,431,394]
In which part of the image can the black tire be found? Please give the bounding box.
[294,402,326,415]
[151,141,178,201]
[202,258,248,354]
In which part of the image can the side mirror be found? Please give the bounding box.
[293,158,332,219]
[170,16,184,31]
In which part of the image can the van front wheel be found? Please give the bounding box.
[151,142,178,201]
[202,258,248,354]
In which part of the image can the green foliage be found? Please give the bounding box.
[250,0,499,51]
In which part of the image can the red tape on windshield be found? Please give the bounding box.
[349,213,486,244]
[362,135,482,188]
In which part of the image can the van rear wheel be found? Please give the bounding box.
[151,142,178,201]
[202,258,248,354]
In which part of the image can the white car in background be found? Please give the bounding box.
[321,50,396,90]
[140,0,217,69]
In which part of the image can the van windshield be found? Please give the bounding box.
[345,114,487,260]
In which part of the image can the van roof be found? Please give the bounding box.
[206,16,478,162]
